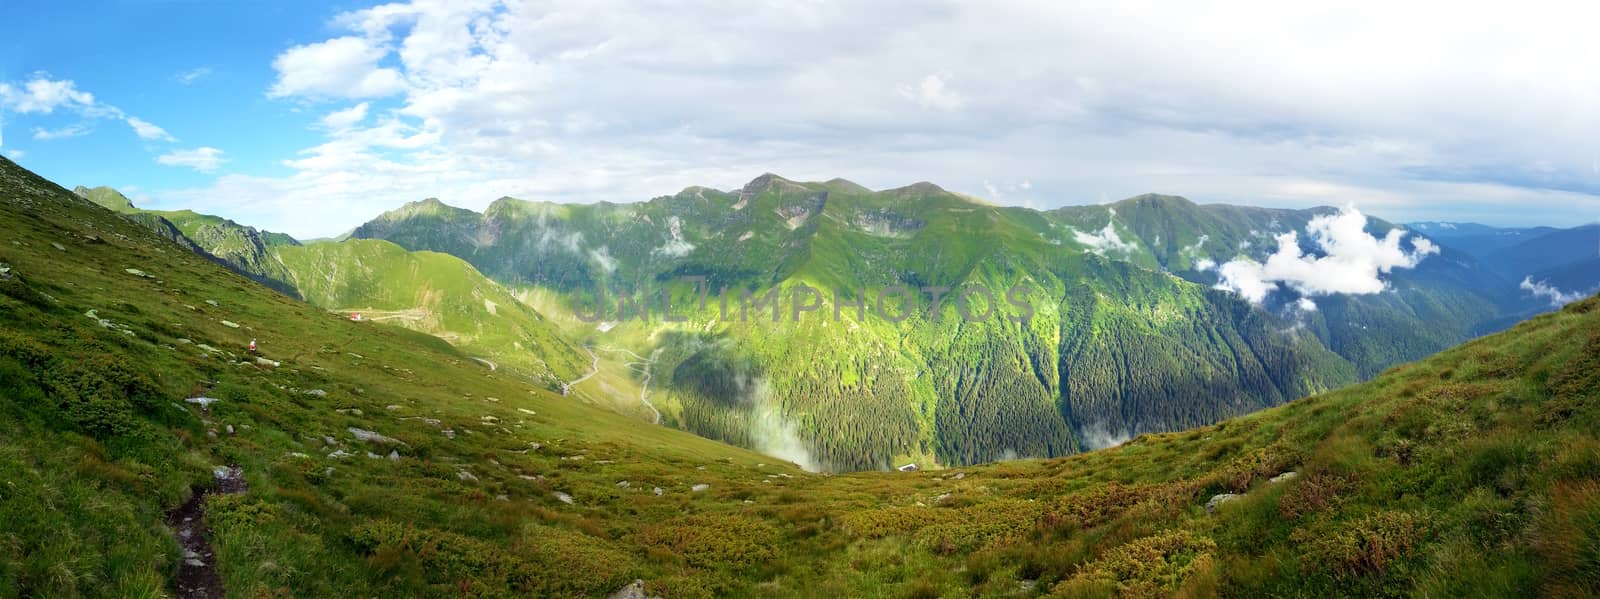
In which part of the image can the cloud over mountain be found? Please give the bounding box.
[1211,206,1438,304]
[1520,277,1587,307]
[128,0,1600,238]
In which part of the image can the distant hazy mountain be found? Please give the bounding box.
[1482,224,1600,279]
[1408,221,1561,259]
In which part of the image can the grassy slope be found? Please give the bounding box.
[72,186,586,391]
[74,186,302,297]
[5,156,1597,596]
[357,178,1376,469]
[272,239,587,386]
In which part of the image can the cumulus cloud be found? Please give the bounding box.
[1213,206,1439,304]
[268,37,406,99]
[157,147,226,172]
[146,1,1600,237]
[1520,277,1587,307]
[1072,208,1139,255]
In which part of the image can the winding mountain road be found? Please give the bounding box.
[561,347,599,396]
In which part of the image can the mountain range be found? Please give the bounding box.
[75,171,1587,472]
[3,153,1597,596]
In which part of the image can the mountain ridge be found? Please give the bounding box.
[345,174,1524,469]
[4,153,1600,595]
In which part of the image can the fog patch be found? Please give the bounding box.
[1079,421,1131,450]
[745,379,822,472]
[588,246,618,274]
[530,209,584,254]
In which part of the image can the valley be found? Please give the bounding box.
[2,155,1597,596]
[77,172,1591,474]
[5,3,1596,595]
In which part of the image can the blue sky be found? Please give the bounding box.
[0,2,335,189]
[3,1,1598,238]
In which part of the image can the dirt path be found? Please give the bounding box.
[169,467,247,599]
[637,348,662,425]
[561,346,600,396]
[470,356,498,371]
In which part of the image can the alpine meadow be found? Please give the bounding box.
[2,2,1599,597]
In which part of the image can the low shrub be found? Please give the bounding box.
[1054,529,1217,598]
[1291,510,1426,579]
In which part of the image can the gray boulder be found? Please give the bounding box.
[1205,493,1241,514]
[608,579,663,599]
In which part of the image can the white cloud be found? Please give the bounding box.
[1520,277,1587,307]
[269,37,406,99]
[1213,206,1439,303]
[175,67,212,85]
[0,77,95,114]
[157,147,226,172]
[125,116,175,141]
[321,102,371,130]
[6,149,23,159]
[2,74,179,146]
[155,1,1600,237]
[33,124,91,140]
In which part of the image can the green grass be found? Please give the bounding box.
[4,156,1599,596]
[349,173,1513,470]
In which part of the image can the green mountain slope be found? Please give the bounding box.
[74,186,586,389]
[352,175,1512,469]
[75,186,303,297]
[272,239,588,386]
[5,155,1598,596]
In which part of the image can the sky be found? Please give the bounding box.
[2,0,1598,239]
